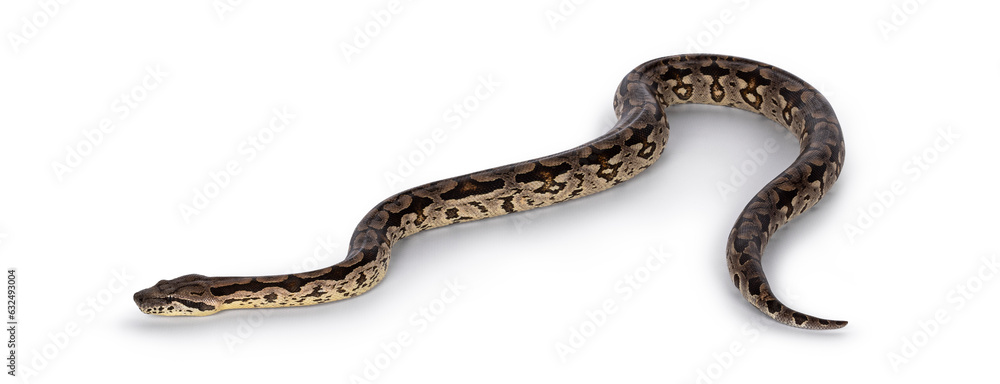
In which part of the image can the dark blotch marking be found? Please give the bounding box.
[440,177,505,201]
[514,162,573,194]
[778,87,805,126]
[756,212,772,234]
[792,312,809,325]
[623,123,658,159]
[580,145,623,182]
[766,300,782,314]
[468,201,490,214]
[805,163,828,190]
[699,62,730,102]
[738,251,754,265]
[735,70,770,110]
[747,277,763,296]
[500,196,516,213]
[385,195,435,229]
[277,275,304,293]
[699,61,729,78]
[304,287,326,298]
[773,187,799,218]
[659,67,695,100]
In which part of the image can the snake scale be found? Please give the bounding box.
[134,54,847,330]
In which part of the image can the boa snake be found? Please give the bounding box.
[134,54,847,330]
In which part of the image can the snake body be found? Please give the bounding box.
[134,54,846,330]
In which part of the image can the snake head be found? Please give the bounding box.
[133,274,221,316]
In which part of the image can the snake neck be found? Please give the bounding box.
[204,248,386,312]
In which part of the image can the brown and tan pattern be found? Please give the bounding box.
[134,54,846,330]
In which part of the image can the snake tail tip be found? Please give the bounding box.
[779,312,848,330]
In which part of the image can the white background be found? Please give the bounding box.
[1,0,997,383]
